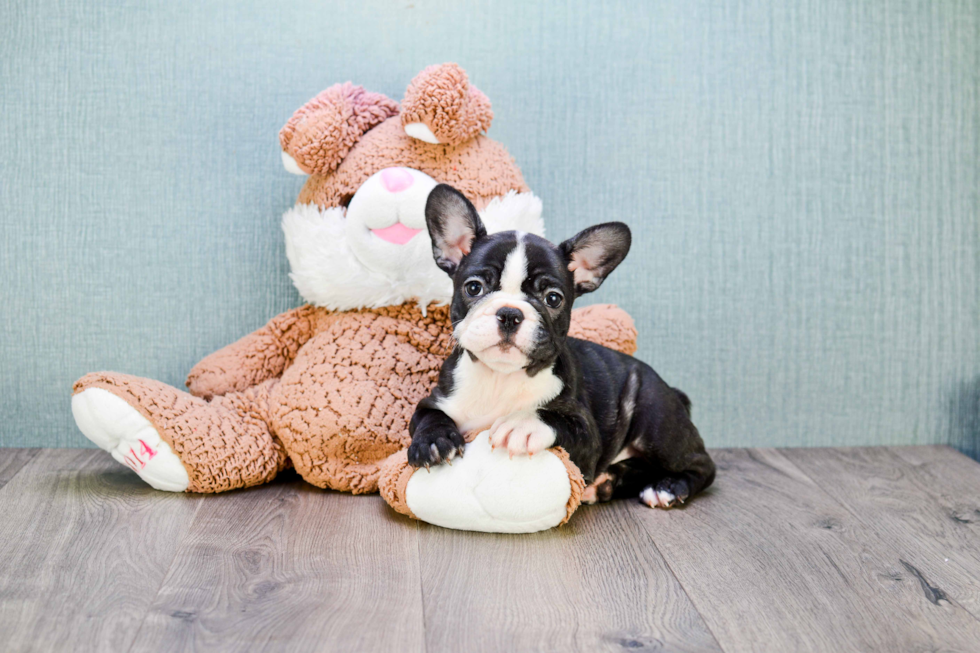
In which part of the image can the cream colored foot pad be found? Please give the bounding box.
[71,388,189,492]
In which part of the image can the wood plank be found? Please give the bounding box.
[890,445,980,505]
[417,499,722,653]
[0,449,201,652]
[0,448,39,490]
[129,477,425,653]
[783,446,980,620]
[628,448,980,652]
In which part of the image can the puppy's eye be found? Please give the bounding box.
[545,291,564,308]
[464,279,485,297]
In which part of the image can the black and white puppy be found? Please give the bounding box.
[407,184,715,509]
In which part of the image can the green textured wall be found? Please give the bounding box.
[1,0,978,457]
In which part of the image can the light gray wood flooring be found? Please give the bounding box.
[0,446,978,652]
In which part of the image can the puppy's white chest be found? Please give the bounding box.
[437,356,563,434]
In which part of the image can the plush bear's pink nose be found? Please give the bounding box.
[380,167,414,193]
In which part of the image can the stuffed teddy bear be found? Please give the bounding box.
[71,64,637,501]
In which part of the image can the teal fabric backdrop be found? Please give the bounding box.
[2,0,978,457]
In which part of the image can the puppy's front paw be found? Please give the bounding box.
[407,424,465,469]
[488,414,556,457]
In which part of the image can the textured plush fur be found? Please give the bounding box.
[72,65,634,498]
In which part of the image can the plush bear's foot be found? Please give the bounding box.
[380,431,586,533]
[71,388,189,492]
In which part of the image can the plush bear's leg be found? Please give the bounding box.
[72,373,287,493]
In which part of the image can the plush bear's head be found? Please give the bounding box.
[280,64,544,311]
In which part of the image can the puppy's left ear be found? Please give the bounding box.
[425,184,487,276]
[559,222,632,295]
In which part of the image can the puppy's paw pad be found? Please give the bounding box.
[487,415,520,450]
[640,486,679,509]
[489,415,555,457]
[429,443,459,464]
[487,426,507,451]
[407,425,465,469]
[523,426,556,456]
[640,477,691,509]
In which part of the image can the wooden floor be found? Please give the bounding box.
[0,447,979,652]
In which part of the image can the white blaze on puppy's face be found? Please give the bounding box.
[454,233,543,373]
[499,236,527,295]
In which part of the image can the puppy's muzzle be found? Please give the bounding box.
[496,307,524,336]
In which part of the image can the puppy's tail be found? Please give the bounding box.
[674,388,692,415]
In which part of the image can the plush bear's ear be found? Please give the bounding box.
[401,63,493,145]
[559,223,632,296]
[280,82,399,176]
[425,184,487,276]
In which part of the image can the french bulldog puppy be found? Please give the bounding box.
[407,185,715,508]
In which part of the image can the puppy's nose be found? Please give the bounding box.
[496,307,524,334]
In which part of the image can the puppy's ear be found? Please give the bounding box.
[425,184,487,276]
[559,222,632,295]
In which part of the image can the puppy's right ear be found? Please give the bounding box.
[559,222,632,296]
[425,184,487,276]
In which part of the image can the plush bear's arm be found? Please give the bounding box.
[186,304,324,399]
[568,304,638,356]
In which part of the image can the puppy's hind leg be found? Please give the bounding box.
[581,452,716,509]
[638,455,716,510]
[582,457,647,505]
[639,478,691,510]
